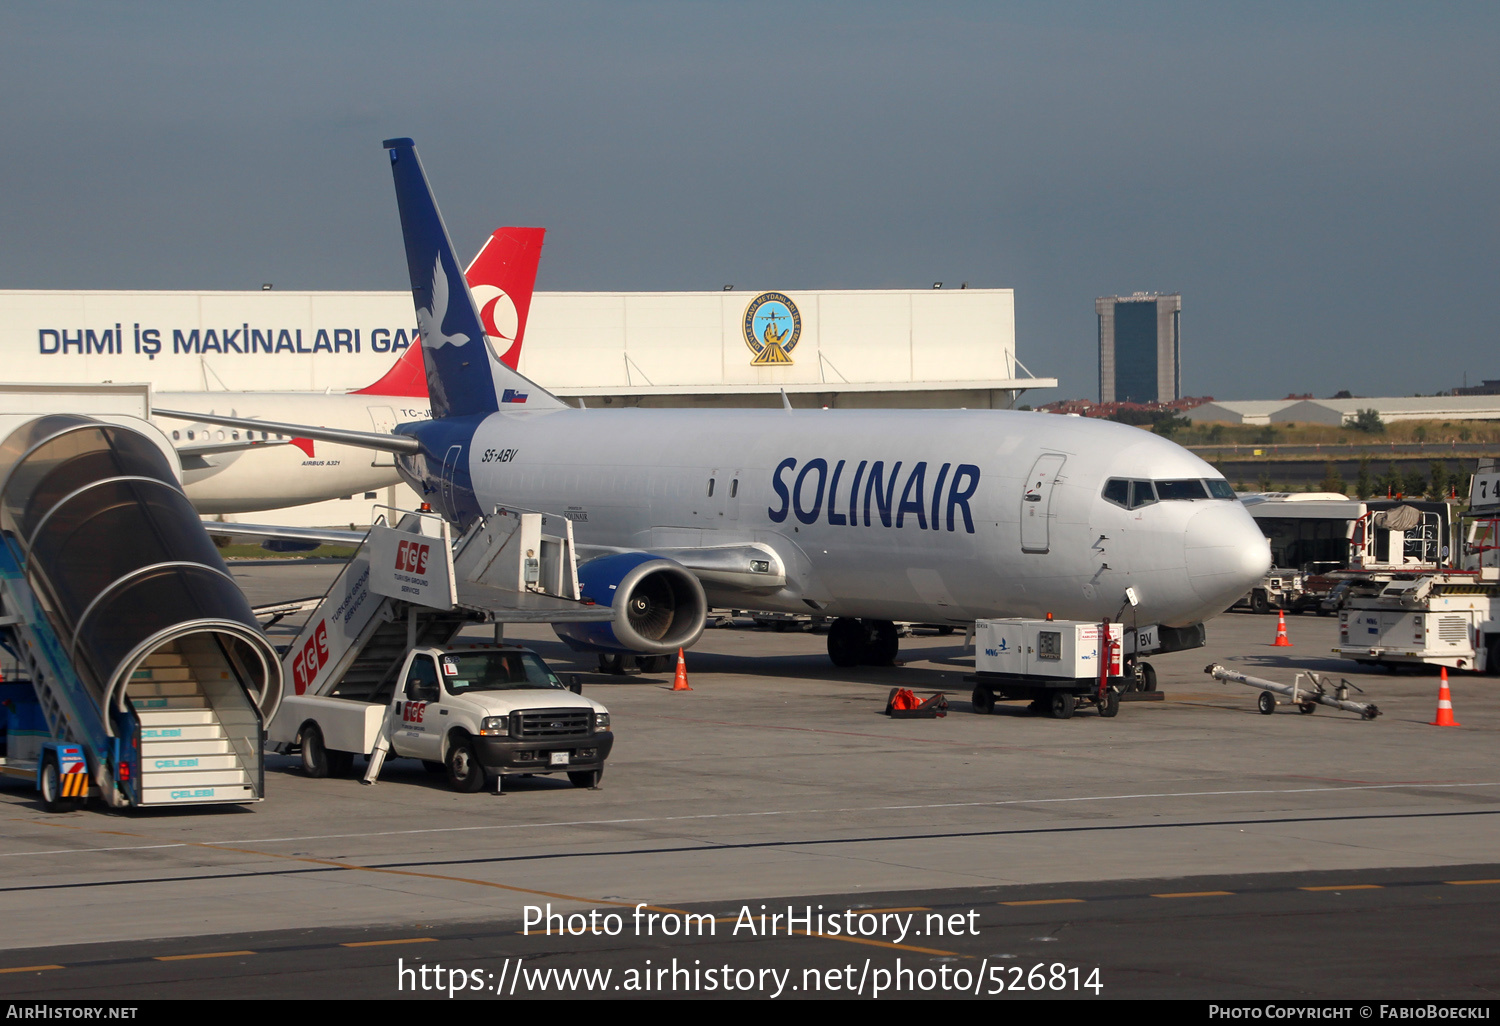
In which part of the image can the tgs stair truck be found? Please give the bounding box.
[0,410,282,811]
[267,506,617,791]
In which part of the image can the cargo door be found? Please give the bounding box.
[1021,454,1067,554]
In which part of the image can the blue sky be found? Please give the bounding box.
[2,2,1496,402]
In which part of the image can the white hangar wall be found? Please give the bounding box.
[0,288,1032,397]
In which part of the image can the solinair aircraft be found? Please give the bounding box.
[165,138,1271,670]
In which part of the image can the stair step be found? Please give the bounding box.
[139,784,258,806]
[143,768,252,788]
[141,753,243,773]
[141,738,233,757]
[131,696,209,711]
[128,681,204,697]
[140,723,227,742]
[135,709,218,726]
[131,667,194,682]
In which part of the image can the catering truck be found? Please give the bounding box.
[1335,464,1500,673]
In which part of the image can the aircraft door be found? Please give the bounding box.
[367,406,397,467]
[1021,454,1067,554]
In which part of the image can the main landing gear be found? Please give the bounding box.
[827,617,900,667]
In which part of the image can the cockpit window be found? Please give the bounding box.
[1156,479,1209,501]
[1104,477,1237,509]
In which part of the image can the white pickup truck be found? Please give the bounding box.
[269,644,613,791]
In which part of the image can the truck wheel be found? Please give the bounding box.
[300,724,329,778]
[1099,689,1120,718]
[568,768,602,788]
[971,686,994,715]
[1258,691,1277,715]
[445,737,486,793]
[1049,692,1076,719]
[326,750,355,778]
[1298,701,1317,714]
[1251,591,1270,614]
[827,618,863,668]
[39,754,67,813]
[1487,637,1500,677]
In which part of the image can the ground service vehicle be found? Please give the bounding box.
[968,618,1127,719]
[271,643,611,790]
[1336,466,1500,673]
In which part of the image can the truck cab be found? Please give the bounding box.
[275,643,613,792]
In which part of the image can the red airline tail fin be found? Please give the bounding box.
[350,344,427,397]
[350,225,546,395]
[465,226,545,370]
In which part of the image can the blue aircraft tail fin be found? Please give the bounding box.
[383,138,565,418]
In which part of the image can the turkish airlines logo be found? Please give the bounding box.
[292,620,330,695]
[472,283,521,367]
[396,539,431,575]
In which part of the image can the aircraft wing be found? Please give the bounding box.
[202,521,370,547]
[155,408,421,455]
[577,542,787,593]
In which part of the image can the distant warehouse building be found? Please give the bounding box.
[1270,396,1500,425]
[1188,395,1500,426]
[1097,292,1181,403]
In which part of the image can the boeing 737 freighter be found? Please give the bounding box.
[161,138,1271,668]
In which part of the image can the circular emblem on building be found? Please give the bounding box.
[743,292,801,365]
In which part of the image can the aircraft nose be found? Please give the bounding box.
[1184,503,1271,606]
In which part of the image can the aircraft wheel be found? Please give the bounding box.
[300,724,329,778]
[1258,691,1277,715]
[1049,692,1076,719]
[864,619,899,666]
[598,653,625,675]
[446,736,486,793]
[971,686,994,715]
[1099,689,1120,718]
[568,767,603,789]
[827,618,863,668]
[1138,661,1157,693]
[936,625,956,636]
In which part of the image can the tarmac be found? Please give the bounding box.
[0,560,1495,998]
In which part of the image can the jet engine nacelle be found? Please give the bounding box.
[552,551,707,655]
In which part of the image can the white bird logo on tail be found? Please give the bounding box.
[416,253,473,350]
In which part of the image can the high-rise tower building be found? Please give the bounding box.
[1096,292,1181,403]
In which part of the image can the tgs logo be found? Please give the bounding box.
[396,539,431,574]
[292,619,331,695]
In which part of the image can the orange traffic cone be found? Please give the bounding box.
[1272,609,1293,647]
[671,647,693,691]
[1429,667,1461,726]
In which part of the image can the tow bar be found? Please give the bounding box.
[1204,664,1381,720]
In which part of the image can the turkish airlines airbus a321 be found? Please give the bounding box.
[163,138,1271,669]
[159,226,544,514]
